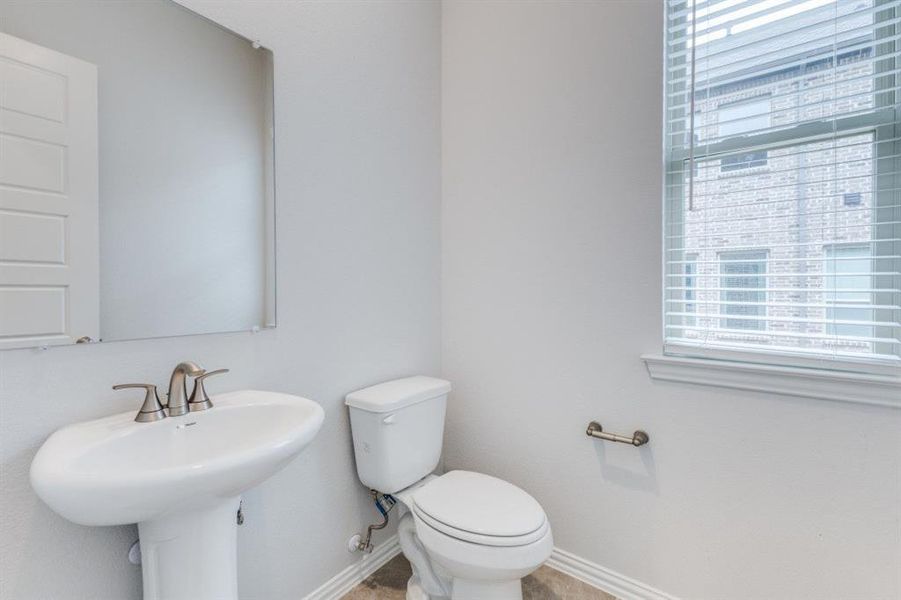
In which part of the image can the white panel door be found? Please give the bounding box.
[0,33,99,349]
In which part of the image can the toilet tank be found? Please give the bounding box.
[345,376,451,493]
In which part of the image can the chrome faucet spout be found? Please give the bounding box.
[167,361,204,416]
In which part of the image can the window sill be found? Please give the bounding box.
[641,354,901,408]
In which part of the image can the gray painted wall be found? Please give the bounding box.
[0,0,441,597]
[441,1,901,598]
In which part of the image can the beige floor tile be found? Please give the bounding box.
[341,555,615,600]
[341,555,409,600]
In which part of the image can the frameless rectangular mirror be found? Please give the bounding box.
[0,0,275,349]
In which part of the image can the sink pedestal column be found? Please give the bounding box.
[138,496,241,600]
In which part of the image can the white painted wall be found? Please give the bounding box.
[3,2,898,599]
[441,2,901,599]
[0,1,440,598]
[1,0,269,342]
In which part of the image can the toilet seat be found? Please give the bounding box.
[412,503,549,547]
[411,470,548,547]
[411,509,554,586]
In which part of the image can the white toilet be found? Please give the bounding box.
[346,376,553,600]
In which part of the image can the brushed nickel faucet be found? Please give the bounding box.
[167,361,205,416]
[188,368,230,412]
[113,361,229,421]
[112,383,167,423]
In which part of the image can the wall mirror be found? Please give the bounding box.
[0,0,275,350]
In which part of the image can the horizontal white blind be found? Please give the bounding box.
[664,0,901,372]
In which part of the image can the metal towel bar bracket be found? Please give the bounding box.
[586,421,649,447]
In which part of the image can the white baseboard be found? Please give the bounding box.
[546,547,678,600]
[302,537,674,600]
[303,534,402,600]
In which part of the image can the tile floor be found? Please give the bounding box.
[341,554,616,600]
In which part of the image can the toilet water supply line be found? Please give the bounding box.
[356,490,397,553]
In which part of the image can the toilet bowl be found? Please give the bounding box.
[399,471,552,599]
[346,377,553,600]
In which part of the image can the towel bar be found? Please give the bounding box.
[585,421,649,447]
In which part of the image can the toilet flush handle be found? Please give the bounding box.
[382,414,397,425]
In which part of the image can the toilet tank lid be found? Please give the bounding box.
[345,376,451,413]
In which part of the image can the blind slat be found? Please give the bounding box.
[665,339,901,364]
[664,325,901,345]
[667,68,901,117]
[667,239,901,254]
[666,222,901,241]
[668,288,901,295]
[666,299,901,310]
[664,312,901,329]
[668,255,901,264]
[667,205,901,228]
[666,270,901,277]
[665,145,898,179]
[667,106,898,153]
[666,136,901,176]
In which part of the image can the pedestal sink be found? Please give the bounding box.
[30,390,325,600]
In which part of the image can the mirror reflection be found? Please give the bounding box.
[0,0,275,349]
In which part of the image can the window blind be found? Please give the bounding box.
[664,0,901,372]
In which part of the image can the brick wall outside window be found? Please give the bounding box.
[680,54,875,354]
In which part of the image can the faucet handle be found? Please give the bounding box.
[113,384,166,423]
[188,369,229,412]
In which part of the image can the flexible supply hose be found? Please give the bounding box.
[358,490,396,552]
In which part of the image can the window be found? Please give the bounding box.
[825,245,873,340]
[664,0,901,373]
[720,250,767,331]
[843,192,862,206]
[718,96,771,137]
[720,150,768,172]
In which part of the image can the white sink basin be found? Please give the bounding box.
[30,390,324,600]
